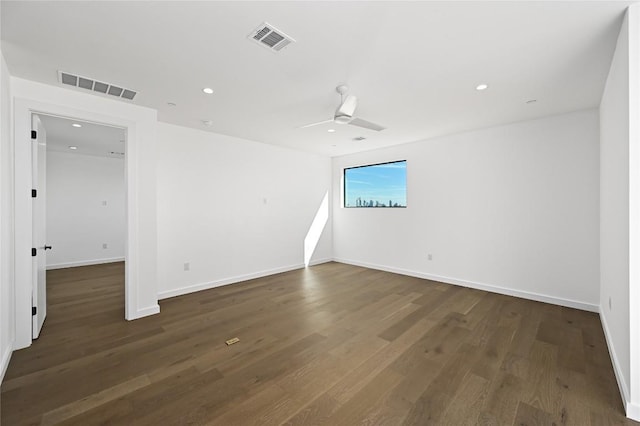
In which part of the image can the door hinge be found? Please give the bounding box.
[32,189,37,198]
[31,247,36,256]
[31,130,37,139]
[32,306,37,316]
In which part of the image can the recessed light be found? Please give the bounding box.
[526,99,537,104]
[202,120,213,127]
[72,123,82,128]
[328,129,336,133]
[68,146,77,150]
[167,102,177,107]
[475,84,489,91]
[202,88,214,94]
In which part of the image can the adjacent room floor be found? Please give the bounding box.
[1,262,636,425]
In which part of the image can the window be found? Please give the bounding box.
[344,160,407,208]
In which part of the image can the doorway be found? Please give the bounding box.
[13,95,159,350]
[29,113,127,340]
[36,114,127,338]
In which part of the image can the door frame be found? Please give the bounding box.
[14,97,158,349]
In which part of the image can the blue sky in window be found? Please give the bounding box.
[344,161,407,207]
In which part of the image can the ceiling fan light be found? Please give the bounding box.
[334,115,351,124]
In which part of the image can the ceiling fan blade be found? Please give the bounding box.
[336,95,357,117]
[298,118,334,129]
[348,117,385,132]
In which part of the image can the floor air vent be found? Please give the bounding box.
[58,71,137,100]
[248,22,295,52]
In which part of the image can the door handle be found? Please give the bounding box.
[44,245,52,250]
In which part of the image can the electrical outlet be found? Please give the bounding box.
[102,243,108,249]
[184,262,190,271]
[102,200,107,206]
[427,253,433,261]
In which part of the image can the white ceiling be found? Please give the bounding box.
[1,1,633,157]
[38,114,126,159]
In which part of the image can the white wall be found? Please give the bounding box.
[46,151,125,269]
[333,109,600,311]
[600,5,640,420]
[630,6,640,418]
[156,122,332,299]
[600,8,631,413]
[0,45,15,380]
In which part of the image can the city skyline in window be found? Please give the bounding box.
[344,160,407,208]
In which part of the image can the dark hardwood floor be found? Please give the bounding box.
[1,261,636,425]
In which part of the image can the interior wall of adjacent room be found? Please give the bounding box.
[0,42,15,381]
[46,150,125,269]
[333,109,600,312]
[156,122,332,299]
[600,4,640,420]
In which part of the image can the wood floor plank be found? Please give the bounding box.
[471,324,516,381]
[524,340,560,415]
[1,262,636,425]
[439,373,490,425]
[479,371,525,425]
[324,367,405,426]
[513,401,558,426]
[325,316,435,405]
[40,375,151,425]
[208,384,298,426]
[401,343,483,425]
[556,374,593,425]
[282,393,340,426]
[377,285,460,341]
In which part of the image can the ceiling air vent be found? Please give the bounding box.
[248,22,295,52]
[58,71,138,101]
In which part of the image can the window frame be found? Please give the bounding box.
[343,159,407,208]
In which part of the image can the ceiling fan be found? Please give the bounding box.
[299,85,385,132]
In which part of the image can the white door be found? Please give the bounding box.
[31,114,48,338]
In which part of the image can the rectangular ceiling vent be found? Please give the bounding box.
[58,71,137,100]
[248,22,295,52]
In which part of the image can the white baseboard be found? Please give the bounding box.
[127,304,160,321]
[1,341,13,385]
[308,257,333,267]
[599,309,634,418]
[333,257,599,313]
[627,402,640,422]
[157,258,332,300]
[47,257,125,270]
